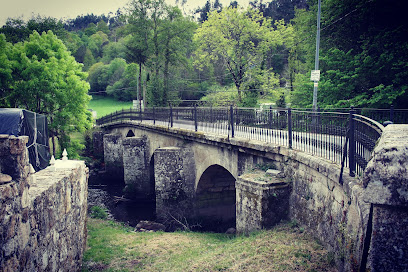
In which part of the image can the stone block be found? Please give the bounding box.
[122,136,152,199]
[236,170,290,234]
[103,134,123,179]
[154,147,195,224]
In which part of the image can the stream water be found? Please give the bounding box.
[88,170,155,227]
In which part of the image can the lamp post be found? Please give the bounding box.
[312,0,321,112]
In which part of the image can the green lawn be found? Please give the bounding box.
[89,95,133,118]
[83,218,336,272]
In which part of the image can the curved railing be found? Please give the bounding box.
[96,106,384,180]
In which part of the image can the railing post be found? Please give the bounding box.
[349,107,356,177]
[288,108,292,149]
[140,104,143,123]
[210,106,213,123]
[170,105,173,128]
[194,104,198,132]
[390,104,394,123]
[153,107,156,125]
[230,105,235,138]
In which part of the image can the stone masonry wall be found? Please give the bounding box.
[122,136,151,199]
[103,134,123,179]
[154,147,196,225]
[285,150,368,272]
[0,135,88,272]
[362,125,408,272]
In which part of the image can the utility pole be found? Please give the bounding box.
[312,0,321,112]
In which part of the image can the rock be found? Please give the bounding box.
[266,169,285,178]
[0,173,12,184]
[225,227,236,235]
[135,221,166,232]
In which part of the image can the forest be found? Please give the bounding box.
[0,0,407,155]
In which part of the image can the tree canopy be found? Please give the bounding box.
[0,31,91,156]
[194,7,293,103]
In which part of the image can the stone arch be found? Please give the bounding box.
[126,130,135,137]
[195,164,236,232]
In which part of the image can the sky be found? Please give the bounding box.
[0,0,250,26]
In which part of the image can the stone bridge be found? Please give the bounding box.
[95,120,408,272]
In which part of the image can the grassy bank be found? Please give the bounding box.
[89,95,133,118]
[83,218,336,272]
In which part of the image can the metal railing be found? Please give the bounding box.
[96,106,384,181]
[297,105,408,124]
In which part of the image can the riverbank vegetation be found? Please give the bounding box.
[83,218,336,272]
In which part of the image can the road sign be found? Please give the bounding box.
[310,70,320,81]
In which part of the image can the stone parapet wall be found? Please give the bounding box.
[362,125,408,272]
[284,151,367,272]
[0,135,88,272]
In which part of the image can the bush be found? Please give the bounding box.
[90,205,108,219]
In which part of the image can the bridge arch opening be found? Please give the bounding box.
[195,164,236,232]
[126,130,135,137]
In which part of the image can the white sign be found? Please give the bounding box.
[310,70,321,81]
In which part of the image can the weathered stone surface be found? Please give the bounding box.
[363,125,408,206]
[122,136,151,198]
[92,130,104,160]
[0,173,12,184]
[236,170,290,234]
[0,135,88,272]
[135,220,166,232]
[154,147,196,225]
[362,125,408,272]
[103,133,123,179]
[367,205,408,272]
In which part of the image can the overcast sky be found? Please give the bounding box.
[0,0,249,26]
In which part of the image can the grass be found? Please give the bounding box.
[83,218,336,272]
[88,95,133,118]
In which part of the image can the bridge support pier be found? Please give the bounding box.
[236,170,290,234]
[103,134,123,180]
[123,136,151,199]
[154,147,196,226]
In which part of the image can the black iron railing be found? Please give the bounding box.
[96,106,385,180]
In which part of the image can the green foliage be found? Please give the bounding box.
[199,85,239,106]
[106,63,139,101]
[0,30,91,156]
[194,7,293,103]
[90,206,109,219]
[290,0,408,108]
[0,16,67,43]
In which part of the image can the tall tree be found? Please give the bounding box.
[126,0,153,105]
[194,7,292,102]
[1,31,91,156]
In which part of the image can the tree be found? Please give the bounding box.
[1,31,91,157]
[290,0,408,108]
[156,6,197,105]
[125,0,154,105]
[0,35,12,103]
[194,7,291,103]
[250,0,308,23]
[0,16,67,43]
